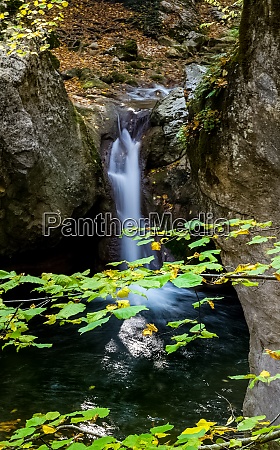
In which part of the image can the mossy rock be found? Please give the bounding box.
[110,39,138,62]
[81,78,109,89]
[126,78,138,86]
[128,61,143,69]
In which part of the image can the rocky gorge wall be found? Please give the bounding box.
[0,50,110,261]
[141,0,280,421]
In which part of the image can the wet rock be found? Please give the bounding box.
[81,78,109,89]
[107,39,138,62]
[182,30,206,52]
[157,35,179,46]
[185,63,208,98]
[159,0,199,42]
[0,49,104,256]
[61,67,82,80]
[142,87,188,168]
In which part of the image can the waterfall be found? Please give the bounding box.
[108,115,146,262]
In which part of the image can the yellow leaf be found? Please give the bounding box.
[196,419,216,432]
[62,1,68,6]
[42,424,56,434]
[142,323,158,336]
[155,433,167,438]
[38,9,45,14]
[0,13,5,19]
[265,349,280,360]
[44,314,56,325]
[182,425,206,435]
[117,288,130,299]
[151,241,161,251]
[116,300,130,308]
[274,273,280,281]
[207,300,215,309]
[259,370,270,378]
[106,304,118,311]
[47,3,53,8]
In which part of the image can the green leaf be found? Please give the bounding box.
[0,270,13,279]
[237,416,266,431]
[188,237,210,249]
[56,302,86,320]
[86,310,108,323]
[167,319,197,328]
[172,273,203,288]
[190,323,205,333]
[68,443,87,450]
[88,437,117,450]
[78,317,109,334]
[112,305,148,320]
[46,411,60,421]
[80,278,107,291]
[21,307,46,321]
[192,296,223,309]
[26,415,47,428]
[229,439,242,448]
[198,330,218,339]
[151,274,170,287]
[19,275,45,285]
[52,439,73,449]
[128,256,155,267]
[11,426,36,439]
[165,342,186,354]
[247,236,269,245]
[136,279,160,289]
[150,423,174,434]
[229,374,256,380]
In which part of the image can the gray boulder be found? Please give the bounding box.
[142,87,188,168]
[0,49,104,256]
[159,0,199,42]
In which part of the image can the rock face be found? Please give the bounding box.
[185,0,280,421]
[0,50,104,257]
[143,87,188,168]
[159,0,199,42]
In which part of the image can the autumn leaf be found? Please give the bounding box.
[151,241,161,251]
[42,424,56,434]
[117,287,130,298]
[259,370,270,378]
[142,323,158,336]
[116,299,130,308]
[274,273,280,281]
[0,419,21,432]
[265,349,280,360]
[207,300,215,309]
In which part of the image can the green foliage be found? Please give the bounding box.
[1,407,280,450]
[0,0,68,54]
[180,107,221,144]
[203,0,242,24]
[230,370,280,389]
[0,219,279,352]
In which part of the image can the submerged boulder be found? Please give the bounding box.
[0,49,104,256]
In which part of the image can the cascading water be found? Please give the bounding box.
[108,116,146,262]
